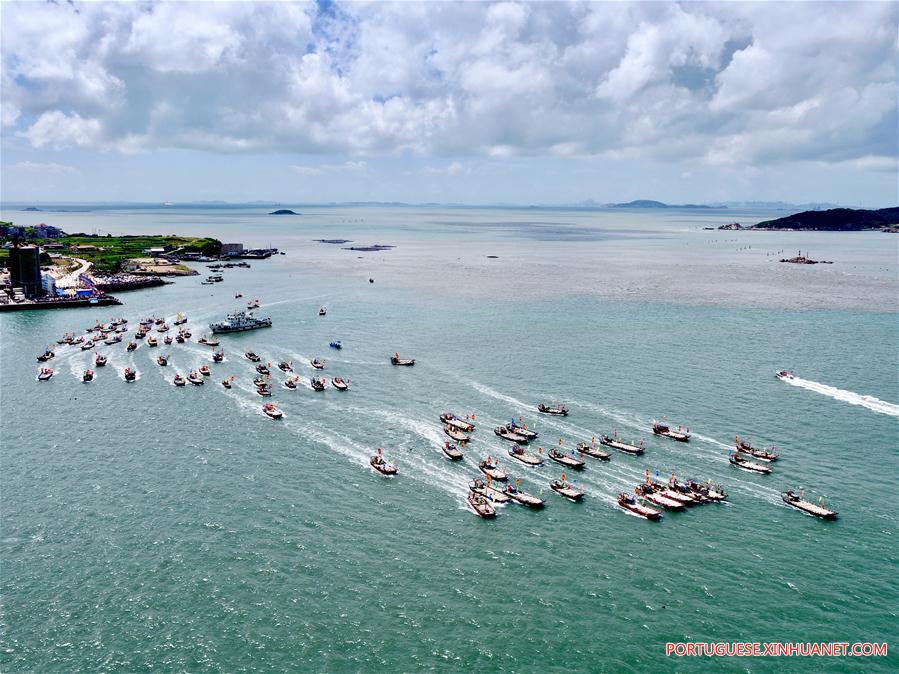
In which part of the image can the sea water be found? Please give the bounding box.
[1,205,896,672]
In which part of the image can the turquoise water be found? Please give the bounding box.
[1,206,897,671]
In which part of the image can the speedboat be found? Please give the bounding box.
[310,358,325,369]
[310,377,326,391]
[440,413,474,433]
[154,318,164,325]
[775,370,795,380]
[503,482,545,508]
[82,369,94,382]
[175,334,185,344]
[245,351,261,362]
[157,323,169,332]
[278,361,292,372]
[782,490,837,520]
[576,441,611,461]
[469,479,511,504]
[444,426,470,443]
[81,340,95,351]
[442,442,464,461]
[537,403,568,416]
[467,493,496,518]
[494,426,528,443]
[147,335,158,347]
[124,368,137,382]
[173,374,186,386]
[329,341,342,349]
[36,350,55,362]
[212,349,224,363]
[390,353,415,366]
[478,457,507,481]
[157,355,168,366]
[37,368,54,381]
[550,478,583,502]
[618,493,661,520]
[95,353,107,367]
[599,434,645,455]
[370,450,396,475]
[318,307,327,316]
[507,445,543,466]
[187,371,204,386]
[104,334,120,345]
[284,377,298,390]
[548,448,585,470]
[199,365,211,376]
[256,363,270,375]
[262,403,283,419]
[256,384,273,397]
[331,377,349,391]
[126,341,137,351]
[173,314,187,325]
[247,299,260,309]
[135,329,146,339]
[197,336,207,344]
[652,422,690,442]
[729,453,771,474]
[222,377,233,389]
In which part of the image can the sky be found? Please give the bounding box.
[0,1,896,207]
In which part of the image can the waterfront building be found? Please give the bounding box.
[221,243,244,256]
[8,245,43,298]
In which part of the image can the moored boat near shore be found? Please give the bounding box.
[782,490,837,520]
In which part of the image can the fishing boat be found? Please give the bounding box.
[441,413,474,432]
[180,329,192,338]
[256,384,273,397]
[494,426,528,443]
[82,369,94,382]
[442,442,464,461]
[550,477,583,502]
[503,482,545,508]
[284,377,298,390]
[548,448,585,470]
[157,323,169,332]
[199,365,211,376]
[775,369,795,380]
[187,371,204,386]
[507,445,543,466]
[135,329,146,339]
[204,336,219,346]
[331,377,349,391]
[537,402,568,416]
[467,493,496,518]
[329,341,342,350]
[599,434,645,455]
[37,368,54,381]
[635,484,684,510]
[318,307,327,316]
[247,299,260,309]
[506,421,538,440]
[104,334,120,345]
[124,368,137,382]
[310,358,325,369]
[479,457,508,481]
[147,335,158,347]
[117,326,128,333]
[157,355,168,366]
[95,353,107,367]
[81,340,95,351]
[36,349,55,362]
[173,374,186,386]
[729,453,771,474]
[444,426,470,443]
[124,340,136,351]
[212,349,224,363]
[310,377,326,391]
[235,293,243,298]
[197,336,207,344]
[618,493,661,520]
[154,317,165,325]
[469,479,511,504]
[253,375,267,385]
[370,450,397,476]
[782,490,837,520]
[735,437,778,461]
[256,363,270,375]
[175,334,185,343]
[278,361,292,372]
[389,353,415,366]
[576,441,611,461]
[173,314,187,325]
[222,377,233,389]
[652,422,690,442]
[686,480,728,502]
[640,472,695,505]
[245,351,261,362]
[262,402,283,420]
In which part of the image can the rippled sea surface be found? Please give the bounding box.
[2,206,897,672]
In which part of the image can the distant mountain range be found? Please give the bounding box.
[604,199,721,209]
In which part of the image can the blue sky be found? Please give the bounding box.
[1,1,896,206]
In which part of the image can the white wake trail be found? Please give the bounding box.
[783,376,899,417]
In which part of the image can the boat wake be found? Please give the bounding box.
[782,376,899,417]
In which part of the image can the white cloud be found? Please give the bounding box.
[289,161,368,176]
[12,161,77,175]
[0,1,894,170]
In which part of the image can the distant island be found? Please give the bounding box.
[754,207,899,231]
[608,199,721,209]
[269,209,299,215]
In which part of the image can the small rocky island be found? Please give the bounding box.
[780,251,833,265]
[269,209,299,215]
